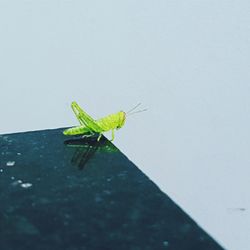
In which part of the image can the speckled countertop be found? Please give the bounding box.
[0,128,223,250]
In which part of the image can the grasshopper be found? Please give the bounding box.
[63,102,146,141]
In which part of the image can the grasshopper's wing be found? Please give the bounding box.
[71,102,102,132]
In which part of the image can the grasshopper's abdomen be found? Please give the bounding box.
[63,126,90,135]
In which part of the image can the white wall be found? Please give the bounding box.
[1,1,250,249]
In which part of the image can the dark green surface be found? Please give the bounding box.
[0,128,223,250]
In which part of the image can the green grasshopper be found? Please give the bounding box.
[63,102,146,141]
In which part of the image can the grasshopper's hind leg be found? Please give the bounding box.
[111,129,115,141]
[71,102,89,126]
[71,102,102,133]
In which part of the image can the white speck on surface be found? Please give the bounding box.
[0,169,3,173]
[11,176,15,180]
[6,161,15,166]
[17,152,21,155]
[163,241,169,247]
[21,183,33,188]
[12,180,22,186]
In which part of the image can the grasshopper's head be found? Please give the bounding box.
[116,111,126,129]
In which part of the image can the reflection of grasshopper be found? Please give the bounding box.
[64,137,118,170]
[63,102,146,141]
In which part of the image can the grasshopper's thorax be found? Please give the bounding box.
[96,111,126,131]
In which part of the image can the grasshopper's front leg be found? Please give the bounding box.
[97,133,102,141]
[111,129,115,141]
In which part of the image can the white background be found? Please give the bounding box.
[1,1,250,249]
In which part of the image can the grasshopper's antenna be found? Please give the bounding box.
[126,103,147,116]
[127,109,147,116]
[126,103,141,114]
